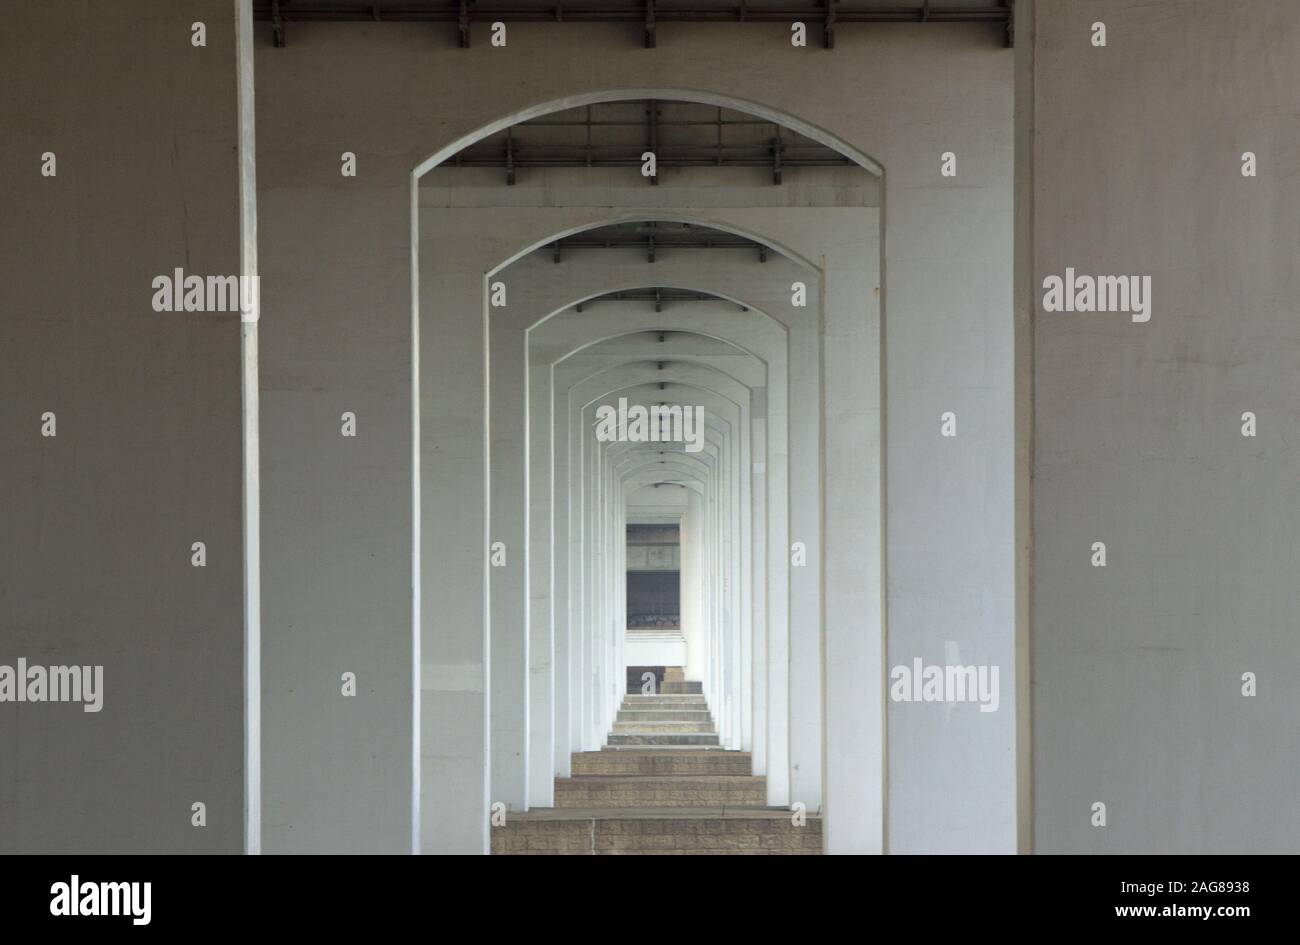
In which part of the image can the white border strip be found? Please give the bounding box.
[235,0,261,855]
[409,172,422,855]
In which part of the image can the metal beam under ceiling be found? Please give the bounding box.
[252,1,1014,48]
[574,289,749,312]
[447,101,855,185]
[547,226,767,264]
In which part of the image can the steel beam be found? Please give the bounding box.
[577,289,750,311]
[504,126,515,184]
[550,237,756,250]
[271,0,285,46]
[253,2,1013,47]
[646,100,658,185]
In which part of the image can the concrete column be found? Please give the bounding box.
[419,258,488,853]
[683,491,705,680]
[488,303,529,811]
[749,400,769,775]
[530,359,569,778]
[821,236,883,852]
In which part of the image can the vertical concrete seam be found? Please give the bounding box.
[878,168,890,857]
[1014,0,1037,855]
[409,171,422,855]
[482,272,493,853]
[235,0,261,856]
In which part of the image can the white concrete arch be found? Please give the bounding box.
[581,382,748,466]
[493,281,778,803]
[591,391,737,445]
[572,348,762,394]
[569,361,754,738]
[535,303,787,365]
[421,133,882,858]
[623,471,706,495]
[569,354,742,746]
[607,441,737,737]
[616,459,716,505]
[543,293,786,357]
[541,303,799,801]
[600,403,735,488]
[574,374,749,752]
[484,246,792,806]
[570,343,758,405]
[586,413,736,740]
[486,213,826,278]
[527,301,780,790]
[413,88,884,181]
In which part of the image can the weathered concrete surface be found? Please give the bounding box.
[0,0,243,852]
[1032,0,1300,853]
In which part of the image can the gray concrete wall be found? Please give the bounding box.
[0,0,244,853]
[1032,0,1300,852]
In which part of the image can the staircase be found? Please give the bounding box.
[491,685,822,854]
[609,692,719,746]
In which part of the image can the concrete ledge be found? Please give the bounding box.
[555,775,766,808]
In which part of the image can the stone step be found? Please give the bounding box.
[615,709,714,722]
[555,775,767,808]
[612,720,715,734]
[618,705,712,714]
[599,744,724,751]
[607,732,720,746]
[660,680,703,694]
[571,749,752,776]
[491,809,822,855]
[622,695,706,706]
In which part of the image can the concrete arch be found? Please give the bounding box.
[493,272,780,800]
[578,377,749,435]
[488,213,824,277]
[535,304,785,365]
[617,454,714,486]
[540,291,787,360]
[574,361,751,413]
[577,381,745,750]
[421,92,883,855]
[506,301,774,774]
[571,347,762,392]
[497,298,779,799]
[413,88,884,180]
[541,302,795,792]
[524,298,783,793]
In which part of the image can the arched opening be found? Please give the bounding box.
[414,92,882,854]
